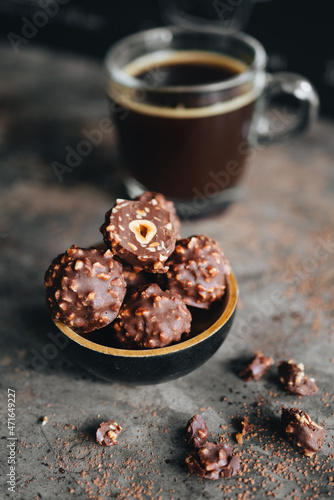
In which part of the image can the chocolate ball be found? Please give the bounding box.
[166,235,230,309]
[112,283,191,349]
[45,245,126,333]
[100,198,176,274]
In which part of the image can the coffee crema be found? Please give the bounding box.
[108,50,258,199]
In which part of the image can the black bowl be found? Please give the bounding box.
[54,271,238,385]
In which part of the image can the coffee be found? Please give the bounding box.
[108,51,257,203]
[134,54,242,87]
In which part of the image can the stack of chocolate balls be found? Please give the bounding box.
[45,192,230,349]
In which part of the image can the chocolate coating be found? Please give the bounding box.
[185,442,240,480]
[112,283,191,349]
[278,360,319,396]
[186,414,209,448]
[166,235,230,309]
[45,245,126,334]
[96,420,122,446]
[100,199,176,273]
[118,259,153,291]
[239,351,274,381]
[136,191,181,238]
[281,407,325,457]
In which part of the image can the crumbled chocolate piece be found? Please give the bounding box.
[185,443,240,480]
[96,420,122,447]
[45,245,126,333]
[100,198,176,274]
[166,235,230,309]
[239,351,274,381]
[281,407,325,457]
[136,191,181,238]
[184,414,240,480]
[186,414,209,448]
[112,283,191,349]
[278,360,319,396]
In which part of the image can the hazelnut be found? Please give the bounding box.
[129,220,157,244]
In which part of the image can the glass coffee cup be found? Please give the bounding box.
[104,26,318,217]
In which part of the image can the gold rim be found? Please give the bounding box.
[54,271,238,358]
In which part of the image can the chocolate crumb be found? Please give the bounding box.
[241,417,250,435]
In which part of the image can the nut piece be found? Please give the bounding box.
[112,283,191,349]
[129,220,157,244]
[278,360,319,396]
[239,351,274,381]
[235,433,243,445]
[100,198,176,274]
[45,245,126,334]
[96,420,122,447]
[235,417,250,445]
[281,407,325,457]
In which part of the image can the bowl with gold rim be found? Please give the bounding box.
[53,271,238,385]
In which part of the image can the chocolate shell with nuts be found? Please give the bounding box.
[100,198,176,274]
[112,283,191,349]
[165,235,230,309]
[135,191,181,238]
[45,245,126,334]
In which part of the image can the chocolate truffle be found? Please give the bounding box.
[278,360,319,396]
[112,283,191,349]
[100,199,176,273]
[96,420,122,446]
[185,442,240,480]
[165,235,230,309]
[186,414,209,448]
[281,407,325,457]
[45,245,126,334]
[239,351,274,381]
[136,191,181,238]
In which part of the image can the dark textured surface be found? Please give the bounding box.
[0,43,333,499]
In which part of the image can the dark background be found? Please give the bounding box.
[0,0,333,115]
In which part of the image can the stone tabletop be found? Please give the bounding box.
[0,43,333,499]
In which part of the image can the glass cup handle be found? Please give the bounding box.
[253,72,319,146]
